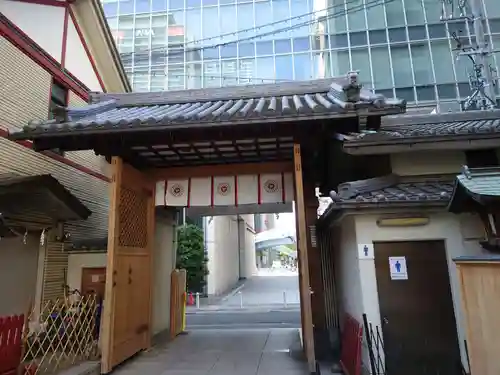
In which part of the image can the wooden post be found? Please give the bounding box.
[293,144,316,373]
[100,157,122,374]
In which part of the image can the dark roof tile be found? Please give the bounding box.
[12,73,406,139]
[322,174,454,217]
[342,109,500,143]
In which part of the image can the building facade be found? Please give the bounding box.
[0,0,129,315]
[317,110,500,374]
[102,0,499,105]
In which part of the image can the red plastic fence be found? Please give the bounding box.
[0,314,24,375]
[340,314,363,375]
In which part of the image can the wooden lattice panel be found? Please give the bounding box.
[118,187,148,247]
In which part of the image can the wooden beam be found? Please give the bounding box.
[293,143,317,374]
[148,161,293,181]
[101,157,122,374]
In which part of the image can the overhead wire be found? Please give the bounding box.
[119,0,362,57]
[120,0,395,63]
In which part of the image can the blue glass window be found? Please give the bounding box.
[168,0,184,10]
[119,0,134,14]
[293,37,309,52]
[220,44,238,58]
[290,0,309,37]
[219,5,237,37]
[274,39,291,54]
[135,0,151,13]
[256,41,274,55]
[219,0,234,4]
[275,55,293,81]
[151,0,167,11]
[186,0,201,7]
[203,7,220,42]
[185,9,202,41]
[256,57,275,82]
[203,46,219,60]
[254,1,273,41]
[238,43,255,57]
[103,2,118,17]
[329,34,348,48]
[293,53,311,80]
[236,3,254,39]
[272,0,290,29]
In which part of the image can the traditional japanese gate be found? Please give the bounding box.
[9,73,405,375]
[100,158,155,373]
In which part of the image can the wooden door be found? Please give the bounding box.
[293,144,317,373]
[456,261,500,375]
[374,241,462,375]
[101,158,155,374]
[81,267,106,301]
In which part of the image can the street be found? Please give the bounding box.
[186,308,301,329]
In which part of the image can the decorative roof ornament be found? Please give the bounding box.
[343,71,362,103]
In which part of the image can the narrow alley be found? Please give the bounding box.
[112,329,307,375]
[107,269,308,375]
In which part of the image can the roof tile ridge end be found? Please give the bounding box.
[337,174,399,200]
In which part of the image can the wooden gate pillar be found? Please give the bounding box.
[305,204,326,331]
[101,157,156,374]
[293,144,317,373]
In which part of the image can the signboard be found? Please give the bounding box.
[358,243,374,260]
[135,29,155,37]
[389,256,408,280]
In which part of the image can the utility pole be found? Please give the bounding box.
[441,0,498,110]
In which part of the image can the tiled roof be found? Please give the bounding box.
[456,165,500,197]
[11,73,405,139]
[341,109,500,144]
[448,165,500,213]
[321,174,454,218]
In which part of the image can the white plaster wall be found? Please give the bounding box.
[0,235,40,316]
[391,151,465,176]
[206,216,241,295]
[335,217,363,321]
[0,0,64,62]
[240,214,257,278]
[65,15,103,91]
[352,212,485,371]
[152,215,176,336]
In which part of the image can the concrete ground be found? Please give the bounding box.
[103,268,308,375]
[214,268,300,309]
[111,329,308,375]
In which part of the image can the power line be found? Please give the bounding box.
[118,0,360,57]
[133,72,293,83]
[441,0,498,109]
[121,0,395,64]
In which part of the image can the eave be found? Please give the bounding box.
[342,133,500,155]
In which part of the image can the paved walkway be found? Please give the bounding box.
[220,268,300,308]
[112,328,308,375]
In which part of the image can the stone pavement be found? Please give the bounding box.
[111,328,308,375]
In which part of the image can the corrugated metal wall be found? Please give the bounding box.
[0,37,109,242]
[318,225,339,331]
[41,237,69,304]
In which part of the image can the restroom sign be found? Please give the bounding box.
[389,256,408,280]
[358,244,374,260]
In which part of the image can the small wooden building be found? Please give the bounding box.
[449,166,500,375]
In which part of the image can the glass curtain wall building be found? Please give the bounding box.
[102,0,500,105]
